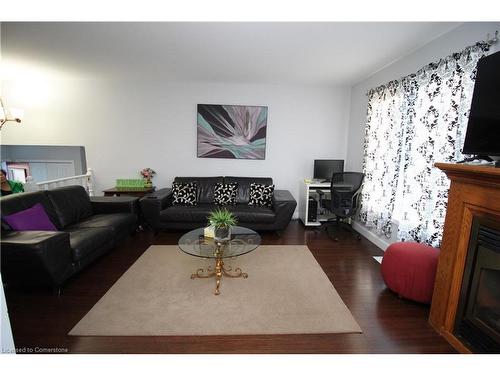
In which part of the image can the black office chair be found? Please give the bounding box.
[316,172,365,241]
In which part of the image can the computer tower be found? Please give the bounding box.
[308,197,318,222]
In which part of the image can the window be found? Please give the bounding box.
[359,43,489,247]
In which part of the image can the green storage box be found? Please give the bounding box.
[116,179,145,189]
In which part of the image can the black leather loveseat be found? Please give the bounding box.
[140,176,297,232]
[1,185,138,291]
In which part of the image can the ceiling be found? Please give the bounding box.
[2,22,462,86]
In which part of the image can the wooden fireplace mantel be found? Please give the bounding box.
[430,163,500,353]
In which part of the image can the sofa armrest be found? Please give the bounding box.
[273,189,295,204]
[1,231,74,287]
[90,196,139,215]
[272,190,297,230]
[139,188,172,228]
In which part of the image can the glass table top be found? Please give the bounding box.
[178,226,261,259]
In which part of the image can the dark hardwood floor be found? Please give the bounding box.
[4,220,456,354]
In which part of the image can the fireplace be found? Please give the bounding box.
[454,217,500,353]
[431,163,500,353]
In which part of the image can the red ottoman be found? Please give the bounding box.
[381,242,440,304]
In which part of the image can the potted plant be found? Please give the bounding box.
[207,208,237,242]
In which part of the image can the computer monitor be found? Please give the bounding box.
[313,159,344,182]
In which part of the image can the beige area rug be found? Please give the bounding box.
[69,245,362,336]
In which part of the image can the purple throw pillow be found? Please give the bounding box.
[2,203,58,231]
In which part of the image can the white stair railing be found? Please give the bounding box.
[24,168,95,196]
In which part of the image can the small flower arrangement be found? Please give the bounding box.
[140,168,156,179]
[140,168,156,187]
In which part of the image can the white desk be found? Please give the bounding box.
[298,179,353,226]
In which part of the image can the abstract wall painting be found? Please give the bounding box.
[197,104,268,160]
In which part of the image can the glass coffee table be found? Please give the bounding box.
[178,226,261,295]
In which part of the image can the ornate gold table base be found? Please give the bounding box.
[191,256,248,295]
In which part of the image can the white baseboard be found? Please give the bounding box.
[352,221,392,251]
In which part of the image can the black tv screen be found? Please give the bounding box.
[313,159,344,181]
[462,50,500,156]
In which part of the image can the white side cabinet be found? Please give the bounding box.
[298,180,333,226]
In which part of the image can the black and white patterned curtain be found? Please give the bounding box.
[359,42,490,247]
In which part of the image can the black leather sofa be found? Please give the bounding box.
[1,185,138,291]
[140,176,297,232]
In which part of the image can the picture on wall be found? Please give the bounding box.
[197,104,268,159]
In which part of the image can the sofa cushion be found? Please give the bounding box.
[66,227,114,262]
[0,190,62,229]
[174,177,224,204]
[248,183,275,207]
[213,182,238,206]
[47,185,93,228]
[66,213,137,241]
[2,203,58,231]
[172,182,198,206]
[227,204,276,223]
[160,203,217,223]
[223,177,273,204]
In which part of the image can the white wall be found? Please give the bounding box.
[1,23,352,217]
[1,75,351,209]
[345,22,500,172]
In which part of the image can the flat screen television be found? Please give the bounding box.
[462,50,500,158]
[313,159,344,182]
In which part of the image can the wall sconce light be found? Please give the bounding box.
[0,97,24,131]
